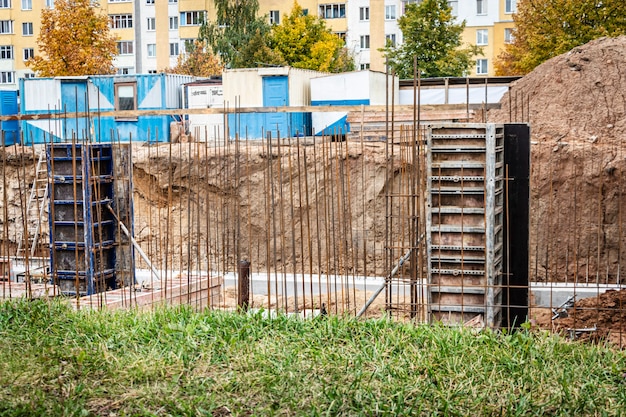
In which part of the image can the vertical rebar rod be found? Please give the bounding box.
[1,133,9,297]
[287,136,299,314]
[312,136,323,309]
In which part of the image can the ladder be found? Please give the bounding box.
[16,148,49,260]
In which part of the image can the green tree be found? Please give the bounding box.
[199,0,272,68]
[237,29,287,68]
[495,0,626,75]
[167,40,223,77]
[269,3,354,73]
[386,0,478,78]
[28,0,118,76]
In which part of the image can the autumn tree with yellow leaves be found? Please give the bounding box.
[495,0,626,75]
[27,0,118,76]
[269,3,354,73]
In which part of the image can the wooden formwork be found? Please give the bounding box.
[426,123,505,327]
[346,108,475,142]
[70,275,223,311]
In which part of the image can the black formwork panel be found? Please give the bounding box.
[502,124,531,328]
[48,143,119,296]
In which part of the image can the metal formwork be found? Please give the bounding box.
[48,143,118,295]
[426,123,505,327]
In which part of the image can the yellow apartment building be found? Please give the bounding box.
[0,0,514,92]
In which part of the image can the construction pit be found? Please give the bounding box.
[2,36,626,346]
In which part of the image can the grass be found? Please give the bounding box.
[0,300,625,416]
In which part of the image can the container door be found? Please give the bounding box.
[0,90,19,145]
[61,81,89,141]
[262,76,289,138]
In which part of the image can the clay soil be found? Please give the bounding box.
[489,36,626,346]
[487,36,626,284]
[530,289,626,348]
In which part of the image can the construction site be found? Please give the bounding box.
[1,36,625,346]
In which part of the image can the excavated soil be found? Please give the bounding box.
[487,36,626,284]
[490,36,626,345]
[532,289,626,348]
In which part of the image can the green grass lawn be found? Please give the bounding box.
[0,299,625,416]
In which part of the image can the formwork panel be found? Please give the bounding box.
[427,123,505,327]
[48,143,130,296]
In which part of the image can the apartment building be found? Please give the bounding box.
[0,0,514,92]
[260,0,515,75]
[460,0,516,76]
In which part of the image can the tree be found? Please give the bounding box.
[28,0,118,76]
[167,40,223,77]
[237,29,287,68]
[269,3,354,73]
[386,0,479,79]
[495,0,626,75]
[199,0,272,68]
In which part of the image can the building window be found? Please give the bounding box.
[23,47,33,60]
[476,29,488,46]
[505,0,516,13]
[180,11,204,26]
[117,41,133,55]
[182,38,195,52]
[146,0,154,4]
[335,32,346,41]
[269,10,279,24]
[360,35,370,49]
[45,0,53,7]
[385,34,396,47]
[359,7,369,21]
[115,82,136,113]
[476,59,488,75]
[0,45,12,59]
[385,5,396,20]
[0,20,13,34]
[0,71,14,84]
[22,22,32,35]
[117,67,133,75]
[319,4,345,19]
[169,16,178,30]
[360,63,370,70]
[169,0,177,3]
[504,28,514,43]
[147,44,156,57]
[21,0,31,10]
[476,0,486,15]
[402,0,419,15]
[169,42,179,56]
[146,17,155,31]
[448,0,458,16]
[23,72,35,79]
[110,14,133,29]
[0,1,11,9]
[147,69,157,74]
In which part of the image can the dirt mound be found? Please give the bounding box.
[552,289,626,347]
[490,36,626,142]
[489,36,626,282]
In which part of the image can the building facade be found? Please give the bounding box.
[0,0,515,92]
